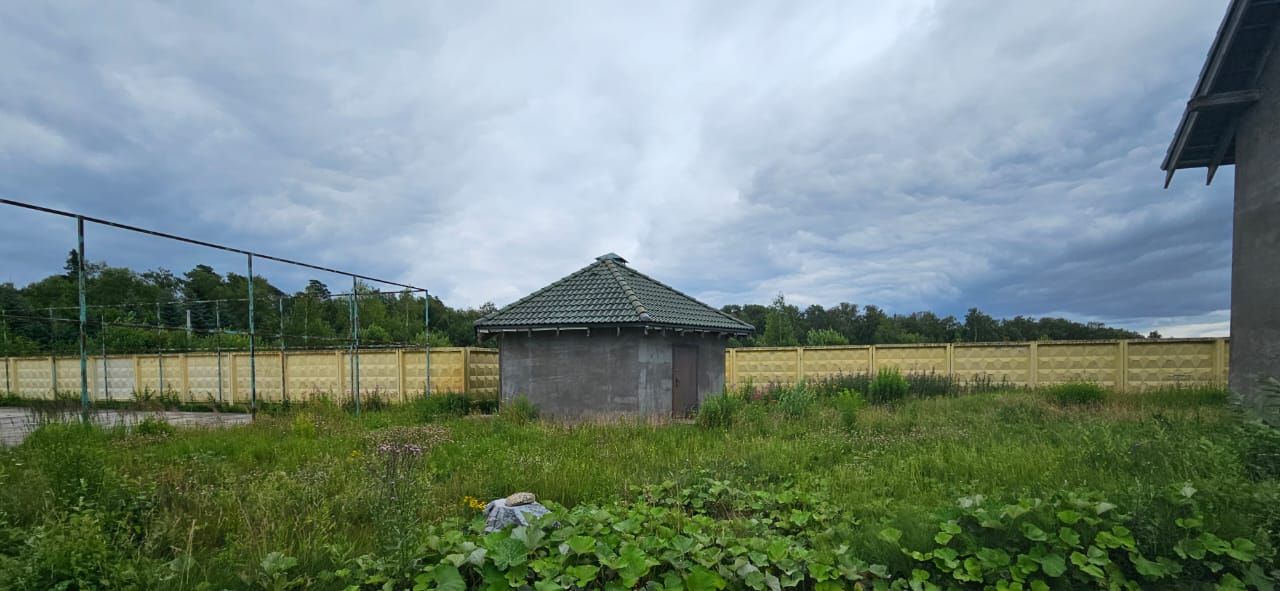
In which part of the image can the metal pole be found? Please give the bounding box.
[100,313,109,401]
[278,297,286,404]
[49,308,57,397]
[214,301,223,404]
[76,217,89,418]
[247,254,256,412]
[2,308,10,394]
[156,301,165,395]
[351,276,361,415]
[424,290,431,397]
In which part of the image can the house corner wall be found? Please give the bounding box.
[1232,35,1280,423]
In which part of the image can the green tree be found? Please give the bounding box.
[762,294,799,347]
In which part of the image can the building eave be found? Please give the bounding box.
[1163,0,1280,187]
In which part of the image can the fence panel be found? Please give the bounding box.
[231,353,282,402]
[725,338,1229,393]
[733,348,802,385]
[0,359,8,394]
[1127,340,1216,390]
[430,348,467,394]
[953,344,1032,388]
[185,354,226,402]
[1035,342,1122,389]
[468,349,500,398]
[800,346,871,381]
[355,351,400,401]
[54,358,81,395]
[95,358,136,401]
[286,352,341,402]
[15,358,51,398]
[875,344,948,374]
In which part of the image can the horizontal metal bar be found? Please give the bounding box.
[1,198,425,291]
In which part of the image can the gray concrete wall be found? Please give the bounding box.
[1232,35,1280,423]
[498,330,726,418]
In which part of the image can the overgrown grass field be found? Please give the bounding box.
[0,382,1277,589]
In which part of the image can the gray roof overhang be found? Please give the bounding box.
[1162,0,1280,186]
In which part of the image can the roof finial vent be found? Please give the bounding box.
[595,252,627,264]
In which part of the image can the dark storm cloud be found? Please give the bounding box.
[0,1,1234,335]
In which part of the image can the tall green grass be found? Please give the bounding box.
[0,386,1273,588]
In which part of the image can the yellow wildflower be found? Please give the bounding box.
[463,495,486,510]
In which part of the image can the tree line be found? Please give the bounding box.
[0,256,1151,357]
[0,253,494,356]
[722,294,1148,348]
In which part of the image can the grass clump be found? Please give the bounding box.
[696,392,741,428]
[499,395,539,425]
[868,367,909,404]
[131,416,174,438]
[834,389,865,431]
[412,392,472,421]
[1045,382,1108,406]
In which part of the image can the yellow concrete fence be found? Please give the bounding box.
[725,338,1231,393]
[0,347,499,404]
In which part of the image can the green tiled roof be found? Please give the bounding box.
[475,253,754,334]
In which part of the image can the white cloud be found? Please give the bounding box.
[0,0,1235,333]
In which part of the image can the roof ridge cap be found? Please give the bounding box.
[602,259,652,322]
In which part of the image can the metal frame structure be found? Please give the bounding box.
[1,197,433,417]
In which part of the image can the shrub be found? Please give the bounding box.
[867,367,908,404]
[805,328,848,346]
[499,395,539,425]
[879,485,1271,589]
[834,389,865,430]
[1045,382,1108,406]
[696,393,741,428]
[1240,419,1280,481]
[473,398,500,415]
[413,392,471,421]
[132,416,175,438]
[777,383,816,418]
[290,413,319,439]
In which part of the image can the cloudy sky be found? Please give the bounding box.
[0,1,1235,336]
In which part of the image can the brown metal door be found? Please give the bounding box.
[672,345,698,417]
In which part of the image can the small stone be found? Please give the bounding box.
[505,491,536,506]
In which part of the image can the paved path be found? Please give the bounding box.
[0,407,252,446]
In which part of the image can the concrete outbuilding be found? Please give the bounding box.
[475,253,754,418]
[1163,0,1280,422]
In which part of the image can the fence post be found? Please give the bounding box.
[133,355,142,398]
[1028,343,1038,389]
[727,348,736,390]
[868,345,877,375]
[1118,340,1128,394]
[247,253,257,412]
[1212,338,1225,388]
[946,343,954,378]
[76,216,89,418]
[396,349,406,403]
[49,355,58,399]
[179,353,189,400]
[795,347,805,383]
[336,350,345,400]
[462,347,472,395]
[229,353,239,404]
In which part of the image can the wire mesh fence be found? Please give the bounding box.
[0,198,477,416]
